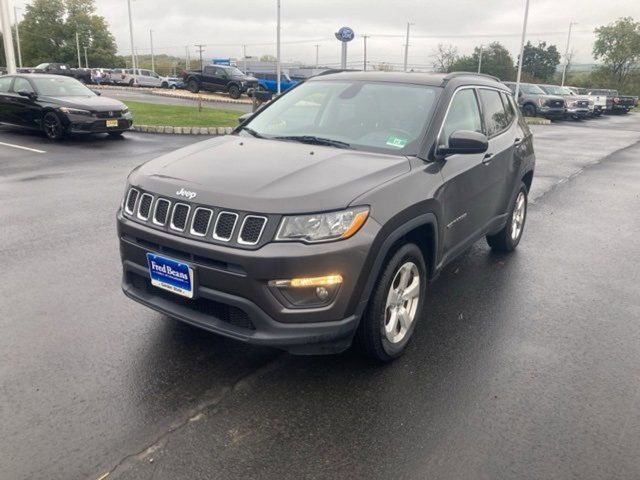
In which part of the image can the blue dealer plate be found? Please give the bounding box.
[146,253,194,299]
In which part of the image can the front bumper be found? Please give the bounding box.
[66,112,133,134]
[117,211,378,354]
[566,108,589,118]
[538,106,566,118]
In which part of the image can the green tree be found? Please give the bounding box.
[17,0,117,67]
[593,17,640,90]
[519,41,561,82]
[449,42,515,80]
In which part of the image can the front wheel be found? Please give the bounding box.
[486,182,528,252]
[42,112,65,140]
[188,79,200,93]
[228,84,241,99]
[522,103,537,117]
[358,243,427,362]
[161,82,168,88]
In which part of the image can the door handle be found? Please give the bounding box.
[514,137,524,146]
[482,153,494,165]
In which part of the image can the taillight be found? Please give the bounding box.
[121,74,125,79]
[613,97,620,103]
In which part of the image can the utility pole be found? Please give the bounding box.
[14,6,22,69]
[242,44,247,73]
[195,44,205,70]
[514,0,530,100]
[76,32,82,68]
[84,46,88,68]
[363,35,369,71]
[314,44,319,68]
[561,21,576,86]
[0,0,16,73]
[478,44,483,73]
[276,0,281,95]
[126,0,136,72]
[185,45,190,71]
[150,29,155,72]
[403,22,414,72]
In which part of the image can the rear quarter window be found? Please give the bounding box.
[0,76,13,93]
[479,89,511,137]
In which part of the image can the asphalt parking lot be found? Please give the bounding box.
[1,114,640,480]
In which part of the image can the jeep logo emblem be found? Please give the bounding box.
[176,188,197,200]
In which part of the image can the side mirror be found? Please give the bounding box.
[17,90,36,100]
[437,130,488,157]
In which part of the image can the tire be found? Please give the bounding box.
[188,79,200,93]
[228,84,241,99]
[523,103,537,117]
[358,243,427,362]
[161,82,168,88]
[108,131,124,138]
[486,182,528,252]
[42,111,66,141]
[128,79,135,87]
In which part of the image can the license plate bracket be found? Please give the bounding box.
[146,253,195,298]
[106,119,119,128]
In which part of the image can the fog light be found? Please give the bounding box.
[268,274,343,308]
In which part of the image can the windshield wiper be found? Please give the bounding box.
[238,126,265,138]
[273,135,351,149]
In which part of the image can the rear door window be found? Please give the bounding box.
[500,92,516,124]
[0,76,13,93]
[479,89,510,137]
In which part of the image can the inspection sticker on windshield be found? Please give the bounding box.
[386,136,408,148]
[146,253,194,298]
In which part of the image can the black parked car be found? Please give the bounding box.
[118,71,535,361]
[182,65,258,98]
[0,74,132,140]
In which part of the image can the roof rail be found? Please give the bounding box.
[444,71,501,83]
[313,68,360,77]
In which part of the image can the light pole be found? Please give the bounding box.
[403,22,414,72]
[242,44,247,73]
[83,46,88,68]
[363,35,369,71]
[561,21,577,86]
[478,44,483,73]
[185,45,190,71]
[76,32,82,68]
[150,29,155,72]
[276,0,281,95]
[514,0,530,100]
[314,44,319,68]
[14,6,22,69]
[126,0,136,72]
[0,0,16,73]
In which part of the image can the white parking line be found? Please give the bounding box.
[0,141,46,154]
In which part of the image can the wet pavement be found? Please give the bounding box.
[1,114,639,480]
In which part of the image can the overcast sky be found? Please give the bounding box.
[15,0,640,68]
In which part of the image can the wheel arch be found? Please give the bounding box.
[522,169,534,192]
[353,213,438,318]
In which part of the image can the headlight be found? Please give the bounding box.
[59,106,91,116]
[537,98,545,106]
[275,207,369,243]
[121,107,129,114]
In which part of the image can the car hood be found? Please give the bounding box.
[42,95,126,111]
[129,135,410,214]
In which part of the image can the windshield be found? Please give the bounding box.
[520,83,545,95]
[244,80,441,153]
[541,85,572,95]
[32,76,95,97]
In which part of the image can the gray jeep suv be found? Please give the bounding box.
[117,71,535,362]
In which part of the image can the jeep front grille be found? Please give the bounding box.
[170,203,190,231]
[213,212,238,241]
[137,193,153,220]
[190,208,213,236]
[122,188,271,248]
[125,188,139,215]
[238,216,267,245]
[153,199,170,225]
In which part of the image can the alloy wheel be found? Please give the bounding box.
[384,262,420,344]
[511,191,526,241]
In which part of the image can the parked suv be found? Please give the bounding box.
[117,71,535,361]
[502,81,565,119]
[182,65,258,98]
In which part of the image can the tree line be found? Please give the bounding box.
[431,17,640,95]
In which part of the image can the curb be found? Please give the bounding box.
[93,85,252,105]
[524,117,552,125]
[131,125,235,135]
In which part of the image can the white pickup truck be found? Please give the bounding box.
[567,87,606,116]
